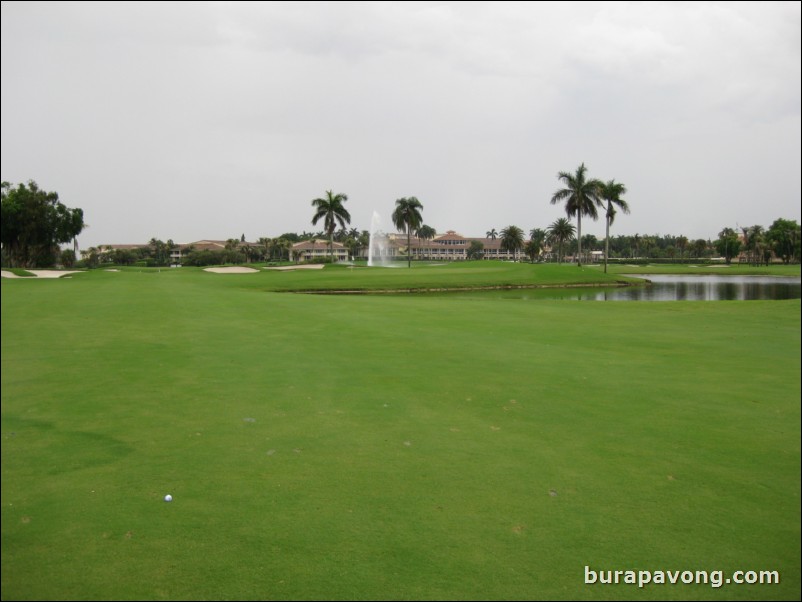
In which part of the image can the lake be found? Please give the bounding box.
[546,274,802,301]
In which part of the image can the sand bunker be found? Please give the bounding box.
[203,267,260,274]
[1,270,83,279]
[264,264,325,271]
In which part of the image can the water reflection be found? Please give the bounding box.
[553,275,801,301]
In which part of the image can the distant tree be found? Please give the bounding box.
[550,163,603,266]
[165,240,177,264]
[148,238,170,266]
[598,179,630,273]
[744,225,764,266]
[528,228,547,262]
[392,197,424,268]
[311,190,351,261]
[714,228,741,264]
[546,217,576,264]
[416,224,436,260]
[500,225,525,261]
[358,230,370,260]
[183,249,226,267]
[258,237,272,261]
[524,239,541,263]
[689,238,708,259]
[111,248,137,265]
[766,218,801,264]
[277,238,292,262]
[676,236,688,262]
[529,228,546,244]
[486,228,498,240]
[581,234,599,263]
[1,180,86,268]
[60,248,76,268]
[83,247,100,268]
[467,240,485,260]
[416,224,436,242]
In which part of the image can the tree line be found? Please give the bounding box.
[3,178,800,268]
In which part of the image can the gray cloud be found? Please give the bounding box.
[2,1,799,247]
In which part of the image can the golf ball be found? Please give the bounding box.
[164,494,173,502]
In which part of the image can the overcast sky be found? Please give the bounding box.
[2,1,800,247]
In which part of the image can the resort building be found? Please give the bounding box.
[361,230,533,262]
[290,239,349,262]
[90,232,555,264]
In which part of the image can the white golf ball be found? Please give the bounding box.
[164,494,173,502]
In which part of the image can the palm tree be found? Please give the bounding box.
[550,163,603,266]
[598,179,630,273]
[486,228,498,240]
[546,217,576,264]
[392,197,424,268]
[416,224,436,260]
[257,237,272,262]
[311,190,351,262]
[416,224,436,241]
[500,225,525,261]
[529,228,546,243]
[528,228,547,263]
[748,225,764,266]
[524,239,541,263]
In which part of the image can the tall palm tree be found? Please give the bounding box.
[546,217,576,264]
[311,190,351,262]
[486,228,498,240]
[500,225,525,261]
[392,197,424,268]
[551,163,602,266]
[598,179,630,273]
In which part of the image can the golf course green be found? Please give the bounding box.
[2,262,800,600]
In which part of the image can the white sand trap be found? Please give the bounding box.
[203,266,259,273]
[2,270,83,278]
[264,264,325,271]
[30,270,84,278]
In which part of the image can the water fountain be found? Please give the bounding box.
[368,210,390,267]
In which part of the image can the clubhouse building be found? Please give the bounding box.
[292,230,533,262]
[91,231,551,264]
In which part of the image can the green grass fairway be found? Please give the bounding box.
[2,264,800,600]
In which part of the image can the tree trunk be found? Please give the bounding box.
[407,226,411,268]
[576,213,582,267]
[604,205,610,274]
